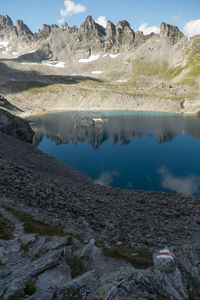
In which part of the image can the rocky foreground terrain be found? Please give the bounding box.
[0,15,200,115]
[0,102,200,299]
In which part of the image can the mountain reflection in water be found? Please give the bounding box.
[30,111,200,195]
[31,111,200,148]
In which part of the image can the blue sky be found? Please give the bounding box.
[1,0,200,35]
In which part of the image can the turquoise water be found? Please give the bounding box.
[30,111,200,195]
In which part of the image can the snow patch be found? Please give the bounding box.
[41,60,65,68]
[92,118,104,123]
[21,62,37,65]
[0,41,9,48]
[116,79,127,83]
[102,53,108,57]
[12,52,18,55]
[79,54,100,63]
[92,71,103,74]
[27,49,37,54]
[109,53,120,59]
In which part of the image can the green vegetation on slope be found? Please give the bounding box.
[0,212,13,240]
[131,58,184,81]
[3,205,66,236]
[102,243,153,269]
[3,205,83,241]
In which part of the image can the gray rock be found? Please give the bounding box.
[54,270,97,299]
[0,108,34,143]
[3,278,26,300]
[35,265,71,292]
[160,22,185,44]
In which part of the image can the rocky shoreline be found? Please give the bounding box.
[0,108,200,299]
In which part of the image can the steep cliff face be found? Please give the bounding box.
[0,15,34,52]
[0,14,188,62]
[160,22,185,44]
[0,14,137,59]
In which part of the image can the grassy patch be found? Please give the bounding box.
[25,280,36,296]
[187,65,200,77]
[132,58,167,77]
[7,280,35,300]
[31,249,48,261]
[27,83,65,95]
[71,256,86,278]
[0,259,6,267]
[164,66,184,80]
[3,206,66,236]
[20,242,29,253]
[177,78,197,87]
[65,232,84,243]
[4,80,48,93]
[102,244,153,269]
[0,213,13,240]
[3,205,84,242]
[188,37,200,60]
[131,58,184,81]
[7,294,24,300]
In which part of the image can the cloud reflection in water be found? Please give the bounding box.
[158,166,200,195]
[95,171,119,187]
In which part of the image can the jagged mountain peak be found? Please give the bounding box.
[62,22,70,31]
[116,20,132,29]
[80,15,106,36]
[160,22,185,44]
[0,15,13,26]
[106,20,116,37]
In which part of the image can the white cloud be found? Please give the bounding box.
[158,166,200,195]
[138,23,160,35]
[95,16,107,28]
[58,0,86,24]
[183,19,200,37]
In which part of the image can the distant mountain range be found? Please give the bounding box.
[0,14,187,61]
[0,15,200,115]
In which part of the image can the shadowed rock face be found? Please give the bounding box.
[0,107,34,143]
[160,22,185,44]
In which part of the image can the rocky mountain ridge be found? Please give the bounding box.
[0,14,186,59]
[0,14,200,116]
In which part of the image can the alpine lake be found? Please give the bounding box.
[29,111,200,195]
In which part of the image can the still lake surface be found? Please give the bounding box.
[30,111,200,195]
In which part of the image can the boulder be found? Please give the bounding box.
[0,108,34,143]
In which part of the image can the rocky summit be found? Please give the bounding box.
[0,14,185,59]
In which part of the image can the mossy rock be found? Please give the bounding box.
[102,244,153,269]
[3,205,66,236]
[71,256,86,278]
[0,213,13,240]
[25,280,36,295]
